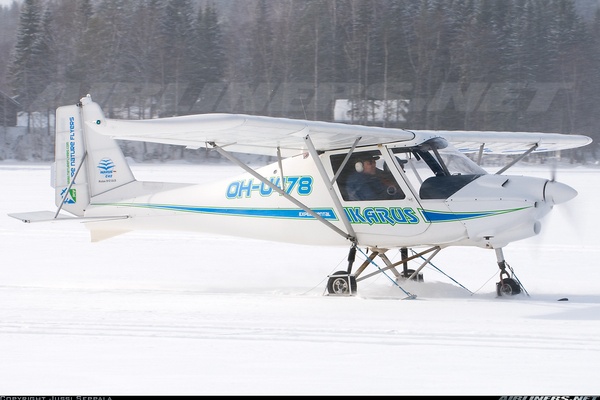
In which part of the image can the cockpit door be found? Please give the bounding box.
[330,148,432,241]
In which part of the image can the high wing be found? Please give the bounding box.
[88,111,592,157]
[412,130,592,154]
[90,113,417,157]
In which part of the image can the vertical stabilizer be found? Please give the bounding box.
[53,95,136,216]
[79,95,135,197]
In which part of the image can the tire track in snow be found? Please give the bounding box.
[0,319,598,353]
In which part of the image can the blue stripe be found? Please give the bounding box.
[96,202,338,220]
[420,207,529,223]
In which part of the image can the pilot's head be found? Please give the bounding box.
[355,154,379,173]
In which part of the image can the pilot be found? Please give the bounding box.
[346,154,403,201]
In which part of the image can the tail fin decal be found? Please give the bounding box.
[53,102,90,216]
[79,95,135,197]
[53,95,136,216]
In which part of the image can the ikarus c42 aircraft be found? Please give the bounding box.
[10,95,593,298]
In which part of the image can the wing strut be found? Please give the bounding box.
[495,143,539,175]
[276,146,286,192]
[477,143,485,165]
[303,134,357,241]
[208,142,354,242]
[330,136,362,185]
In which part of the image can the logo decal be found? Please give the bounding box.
[97,158,116,182]
[60,187,77,204]
[66,116,76,184]
[344,207,420,225]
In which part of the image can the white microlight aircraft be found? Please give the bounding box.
[10,95,593,298]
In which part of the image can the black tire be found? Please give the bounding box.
[401,269,424,282]
[496,277,521,296]
[327,271,357,295]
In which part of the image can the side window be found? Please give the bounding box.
[330,152,405,201]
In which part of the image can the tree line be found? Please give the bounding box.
[1,0,598,161]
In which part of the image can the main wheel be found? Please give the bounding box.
[327,271,357,295]
[400,269,424,282]
[496,277,521,296]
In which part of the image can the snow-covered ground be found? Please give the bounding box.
[1,161,599,395]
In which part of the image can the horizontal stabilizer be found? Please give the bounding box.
[8,211,76,223]
[8,210,129,224]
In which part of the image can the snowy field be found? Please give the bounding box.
[1,161,599,395]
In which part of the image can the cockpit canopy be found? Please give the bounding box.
[330,137,487,201]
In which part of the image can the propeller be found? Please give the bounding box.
[543,155,577,205]
[550,156,557,182]
[544,180,577,204]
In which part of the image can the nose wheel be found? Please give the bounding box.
[496,272,521,296]
[494,248,526,297]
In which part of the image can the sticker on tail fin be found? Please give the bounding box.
[53,103,90,216]
[79,96,135,196]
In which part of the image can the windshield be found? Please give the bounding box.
[438,145,487,176]
[389,140,487,199]
[391,140,486,185]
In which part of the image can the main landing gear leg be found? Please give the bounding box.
[495,248,522,296]
[326,242,358,295]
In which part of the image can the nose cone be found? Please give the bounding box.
[544,180,577,204]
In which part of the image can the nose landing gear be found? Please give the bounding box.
[496,270,521,296]
[495,248,527,297]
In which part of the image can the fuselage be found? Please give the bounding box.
[83,142,576,249]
